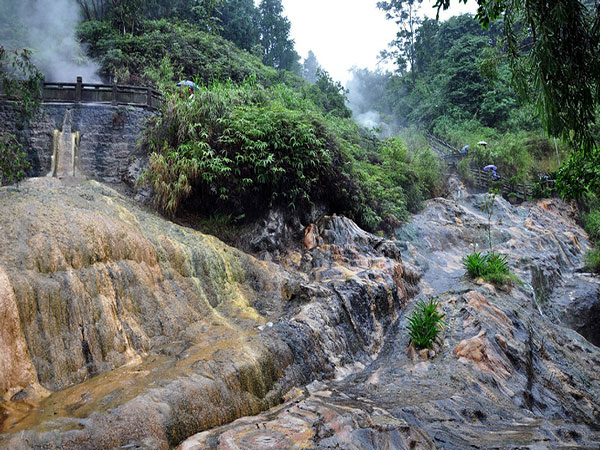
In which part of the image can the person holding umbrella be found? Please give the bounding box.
[483,164,499,181]
[176,80,197,99]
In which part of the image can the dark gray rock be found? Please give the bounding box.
[0,101,155,186]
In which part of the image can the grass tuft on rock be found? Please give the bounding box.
[462,250,520,286]
[407,298,446,349]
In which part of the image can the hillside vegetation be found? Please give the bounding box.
[140,79,441,231]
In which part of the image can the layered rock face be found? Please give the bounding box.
[0,178,415,449]
[181,185,600,449]
[0,102,152,184]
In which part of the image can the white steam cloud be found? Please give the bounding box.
[0,0,100,82]
[346,69,398,138]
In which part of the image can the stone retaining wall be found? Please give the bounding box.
[0,102,155,184]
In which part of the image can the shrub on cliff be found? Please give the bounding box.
[0,133,30,186]
[585,249,600,273]
[0,46,43,127]
[462,250,520,286]
[140,79,440,231]
[584,210,600,243]
[407,298,446,349]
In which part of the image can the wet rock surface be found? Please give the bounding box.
[0,178,414,449]
[0,102,153,186]
[181,189,600,449]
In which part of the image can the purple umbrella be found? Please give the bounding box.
[483,165,497,172]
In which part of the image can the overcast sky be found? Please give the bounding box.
[280,0,478,85]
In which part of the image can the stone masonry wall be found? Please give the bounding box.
[0,102,156,184]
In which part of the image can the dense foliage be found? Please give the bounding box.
[0,133,30,186]
[76,0,301,83]
[349,13,578,186]
[406,298,446,349]
[79,20,280,85]
[140,79,441,231]
[0,46,43,126]
[395,0,600,156]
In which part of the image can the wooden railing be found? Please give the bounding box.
[425,132,556,200]
[2,77,161,110]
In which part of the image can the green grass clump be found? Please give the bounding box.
[407,298,446,349]
[585,249,600,273]
[462,251,489,278]
[462,250,519,286]
[584,210,600,243]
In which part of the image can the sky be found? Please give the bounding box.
[280,0,478,85]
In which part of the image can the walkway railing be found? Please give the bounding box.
[425,132,556,200]
[2,77,161,110]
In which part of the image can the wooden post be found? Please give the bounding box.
[75,77,82,102]
[146,87,152,109]
[112,84,118,106]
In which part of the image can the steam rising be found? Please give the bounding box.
[0,0,99,82]
[346,68,397,138]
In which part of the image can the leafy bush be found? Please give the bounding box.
[79,19,282,86]
[140,78,441,231]
[0,133,30,185]
[584,249,600,273]
[462,250,518,286]
[407,298,446,349]
[584,210,600,243]
[0,46,43,127]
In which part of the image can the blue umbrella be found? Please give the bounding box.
[483,165,497,172]
[176,80,197,92]
[460,145,470,153]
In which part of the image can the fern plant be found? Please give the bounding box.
[407,298,446,349]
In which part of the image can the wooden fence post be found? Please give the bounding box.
[75,77,82,102]
[146,87,152,109]
[112,84,118,106]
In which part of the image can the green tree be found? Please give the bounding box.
[109,0,144,35]
[258,0,300,71]
[378,0,423,84]
[308,69,352,118]
[433,0,599,154]
[217,0,260,50]
[302,50,320,83]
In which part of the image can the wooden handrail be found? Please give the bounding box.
[33,79,162,109]
[425,132,555,200]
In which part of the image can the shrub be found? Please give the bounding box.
[462,250,518,286]
[0,46,43,127]
[407,298,446,349]
[140,79,441,231]
[584,210,600,243]
[584,249,600,273]
[0,133,30,186]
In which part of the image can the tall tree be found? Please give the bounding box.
[108,0,144,35]
[433,0,599,154]
[258,0,299,71]
[302,50,320,83]
[378,0,423,84]
[76,0,111,21]
[217,0,260,50]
